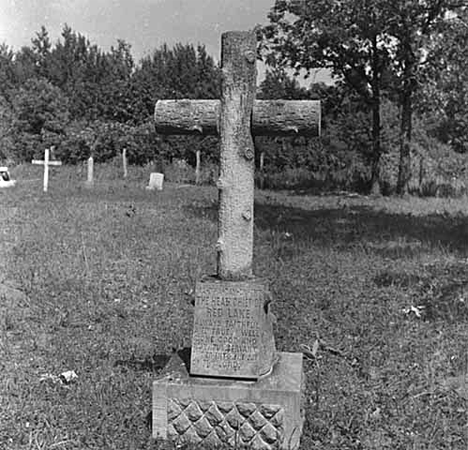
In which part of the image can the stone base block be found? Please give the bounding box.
[153,352,305,450]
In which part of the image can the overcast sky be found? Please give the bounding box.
[0,0,332,84]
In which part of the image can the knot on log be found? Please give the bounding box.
[215,239,224,253]
[191,125,203,134]
[243,148,255,161]
[244,51,256,64]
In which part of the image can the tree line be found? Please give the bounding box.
[0,1,466,195]
[0,25,221,168]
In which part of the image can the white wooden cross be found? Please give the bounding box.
[32,147,62,192]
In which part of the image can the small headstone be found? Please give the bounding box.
[85,156,94,187]
[0,167,16,188]
[146,172,164,191]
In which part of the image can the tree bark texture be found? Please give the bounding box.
[155,99,320,137]
[397,56,414,195]
[396,35,417,196]
[216,31,256,280]
[397,100,412,195]
[370,34,382,196]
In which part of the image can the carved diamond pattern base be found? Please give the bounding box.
[167,399,284,449]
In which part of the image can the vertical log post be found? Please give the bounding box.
[43,148,50,192]
[195,149,201,185]
[86,156,94,187]
[217,31,256,280]
[122,148,128,179]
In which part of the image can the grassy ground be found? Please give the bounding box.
[1,165,467,450]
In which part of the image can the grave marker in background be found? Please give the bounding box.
[32,147,62,193]
[0,167,16,188]
[85,156,94,187]
[146,173,164,191]
[153,30,320,450]
[122,148,128,179]
[195,149,201,185]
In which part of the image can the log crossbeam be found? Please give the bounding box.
[155,99,321,137]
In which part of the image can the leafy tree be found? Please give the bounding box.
[0,94,14,161]
[93,39,135,123]
[2,26,224,167]
[263,0,465,194]
[262,0,393,194]
[31,26,52,78]
[257,68,311,176]
[12,46,38,86]
[47,25,99,119]
[130,42,220,162]
[258,67,309,100]
[12,78,70,161]
[131,42,220,121]
[420,7,468,153]
[0,43,16,101]
[383,1,465,193]
[0,44,22,160]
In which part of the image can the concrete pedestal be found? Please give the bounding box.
[153,352,305,450]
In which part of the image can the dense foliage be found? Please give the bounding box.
[0,26,220,167]
[261,0,467,194]
[0,16,466,195]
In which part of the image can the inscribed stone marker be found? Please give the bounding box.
[191,278,276,378]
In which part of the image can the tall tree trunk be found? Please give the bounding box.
[396,98,412,194]
[370,97,381,195]
[396,57,414,195]
[370,35,381,195]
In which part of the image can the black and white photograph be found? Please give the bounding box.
[1,1,467,449]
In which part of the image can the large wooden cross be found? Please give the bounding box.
[153,31,320,449]
[155,31,320,380]
[155,31,320,281]
[32,147,62,193]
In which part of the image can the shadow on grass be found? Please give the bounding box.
[186,202,468,256]
[114,354,171,373]
[114,348,192,374]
